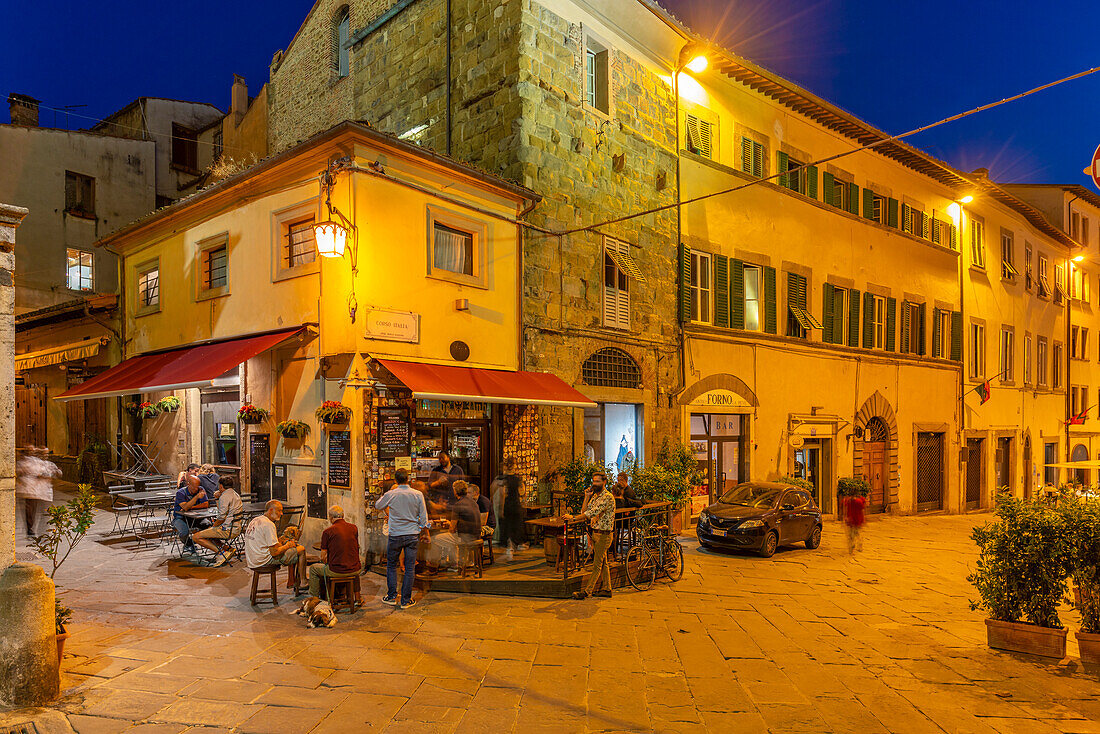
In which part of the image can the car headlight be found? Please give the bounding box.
[739,519,764,529]
[697,514,709,526]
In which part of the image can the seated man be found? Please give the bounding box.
[470,483,496,542]
[176,463,200,489]
[172,472,210,554]
[427,480,481,573]
[193,475,244,567]
[308,505,361,597]
[614,472,645,509]
[244,500,307,592]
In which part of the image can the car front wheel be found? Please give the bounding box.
[758,530,778,558]
[805,524,822,549]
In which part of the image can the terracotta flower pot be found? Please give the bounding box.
[985,619,1068,659]
[56,629,69,666]
[1077,630,1100,664]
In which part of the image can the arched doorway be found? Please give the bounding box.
[861,417,889,511]
[1023,436,1032,500]
[1072,444,1089,487]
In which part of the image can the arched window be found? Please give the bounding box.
[582,348,641,389]
[864,417,889,443]
[1072,444,1089,486]
[332,7,351,78]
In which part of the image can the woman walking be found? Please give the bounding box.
[497,458,528,560]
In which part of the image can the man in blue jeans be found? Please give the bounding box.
[172,472,210,553]
[375,469,429,608]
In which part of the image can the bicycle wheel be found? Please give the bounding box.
[625,545,656,591]
[662,539,684,581]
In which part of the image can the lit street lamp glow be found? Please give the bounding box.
[314,220,348,258]
[685,55,708,74]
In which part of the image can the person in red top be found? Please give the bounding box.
[308,505,361,597]
[842,492,867,555]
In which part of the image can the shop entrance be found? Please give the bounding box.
[794,439,832,512]
[413,420,489,491]
[915,432,945,511]
[965,438,984,510]
[689,412,749,522]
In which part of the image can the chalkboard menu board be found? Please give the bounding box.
[307,482,327,520]
[249,433,271,502]
[328,430,351,488]
[272,463,287,502]
[377,407,411,460]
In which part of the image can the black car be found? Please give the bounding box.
[696,481,823,557]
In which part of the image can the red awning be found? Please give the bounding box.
[377,359,596,408]
[56,328,304,401]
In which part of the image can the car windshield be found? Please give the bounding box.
[718,485,783,508]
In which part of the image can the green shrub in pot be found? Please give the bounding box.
[779,475,814,493]
[1060,497,1100,633]
[837,476,870,498]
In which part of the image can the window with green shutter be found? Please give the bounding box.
[862,188,875,221]
[887,198,899,228]
[885,297,897,352]
[950,310,963,361]
[900,301,911,354]
[714,255,729,328]
[806,166,818,199]
[848,183,860,216]
[763,266,777,334]
[917,302,927,355]
[741,137,764,178]
[822,283,835,344]
[863,293,875,349]
[831,286,845,343]
[848,289,861,347]
[730,259,745,329]
[777,151,790,189]
[678,244,692,322]
[786,271,819,338]
[822,172,834,208]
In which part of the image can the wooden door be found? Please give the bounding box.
[15,385,46,448]
[67,397,108,454]
[862,443,886,510]
[1023,439,1032,500]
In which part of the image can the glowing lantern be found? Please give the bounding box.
[314,220,347,258]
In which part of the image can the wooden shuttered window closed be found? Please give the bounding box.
[714,255,729,328]
[831,287,845,342]
[763,266,777,334]
[806,166,818,199]
[862,293,875,349]
[777,151,790,189]
[848,183,860,216]
[685,114,713,158]
[950,310,963,361]
[917,302,927,355]
[950,224,958,250]
[901,302,911,354]
[822,172,835,208]
[822,283,835,344]
[678,244,692,322]
[885,297,897,352]
[862,189,875,221]
[932,308,943,357]
[730,258,745,329]
[848,289,861,347]
[887,198,899,228]
[741,137,753,175]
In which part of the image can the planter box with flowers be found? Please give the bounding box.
[136,401,160,420]
[969,493,1072,659]
[156,395,181,414]
[276,419,310,440]
[1060,495,1100,664]
[238,404,270,425]
[315,401,351,426]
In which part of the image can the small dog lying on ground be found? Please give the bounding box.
[294,596,338,628]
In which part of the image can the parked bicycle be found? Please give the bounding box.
[625,523,684,590]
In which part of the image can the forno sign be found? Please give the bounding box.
[689,389,750,410]
[364,307,419,343]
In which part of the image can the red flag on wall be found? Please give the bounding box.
[976,380,991,405]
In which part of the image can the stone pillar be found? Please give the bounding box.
[0,204,59,708]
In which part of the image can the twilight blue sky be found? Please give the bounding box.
[2,0,1098,187]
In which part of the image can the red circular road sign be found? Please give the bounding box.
[1091,143,1100,190]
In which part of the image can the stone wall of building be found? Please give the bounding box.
[0,204,24,569]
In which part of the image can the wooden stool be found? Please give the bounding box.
[481,530,495,566]
[326,573,361,613]
[249,565,280,606]
[457,540,484,578]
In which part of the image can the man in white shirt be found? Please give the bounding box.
[244,500,306,592]
[194,475,245,567]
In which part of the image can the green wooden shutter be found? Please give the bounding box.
[848,183,860,215]
[832,288,845,343]
[822,283,834,343]
[741,137,752,175]
[862,189,875,220]
[730,258,745,329]
[822,172,835,207]
[917,302,927,355]
[887,198,899,228]
[932,308,942,357]
[714,255,729,328]
[777,151,790,189]
[900,302,911,354]
[806,165,818,199]
[901,204,911,233]
[862,293,874,349]
[920,212,929,239]
[885,297,897,352]
[950,310,963,361]
[848,288,861,347]
[678,244,692,323]
[949,224,958,250]
[763,266,777,334]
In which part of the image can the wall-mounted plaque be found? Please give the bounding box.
[328,430,351,488]
[364,307,420,343]
[377,406,411,460]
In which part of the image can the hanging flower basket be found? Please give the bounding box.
[238,404,270,425]
[124,401,141,417]
[276,419,310,440]
[137,402,160,419]
[157,396,181,413]
[315,401,352,425]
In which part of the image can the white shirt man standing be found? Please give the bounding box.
[375,469,430,608]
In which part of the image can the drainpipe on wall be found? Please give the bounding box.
[445,0,452,157]
[1064,195,1080,468]
[958,205,966,510]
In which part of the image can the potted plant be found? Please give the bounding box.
[238,404,270,425]
[315,400,352,425]
[123,401,141,417]
[837,476,871,498]
[633,439,705,534]
[55,599,72,665]
[156,395,181,413]
[969,494,1073,658]
[276,419,310,440]
[1061,496,1100,663]
[137,401,160,419]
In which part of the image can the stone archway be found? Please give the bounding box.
[853,391,899,512]
[678,373,758,407]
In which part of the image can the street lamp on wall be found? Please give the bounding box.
[315,220,347,258]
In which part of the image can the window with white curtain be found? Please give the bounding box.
[427,207,487,287]
[433,223,474,276]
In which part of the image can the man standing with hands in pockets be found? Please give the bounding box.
[375,469,430,608]
[567,471,617,600]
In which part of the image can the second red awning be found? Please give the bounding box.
[376,359,596,408]
[56,328,304,401]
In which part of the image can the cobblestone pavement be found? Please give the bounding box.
[3,494,1099,733]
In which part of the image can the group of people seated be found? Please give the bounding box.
[172,463,242,567]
